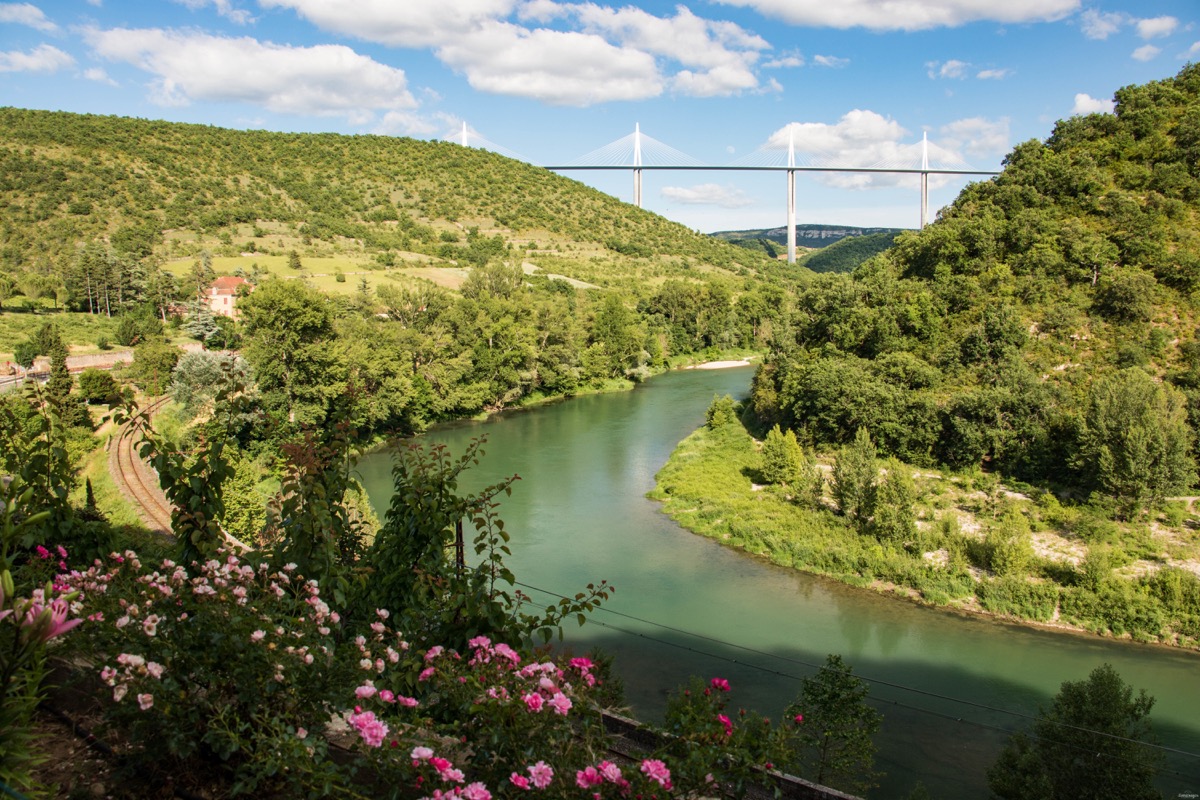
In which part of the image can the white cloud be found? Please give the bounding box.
[83,28,416,120]
[437,21,662,105]
[263,1,775,105]
[373,110,445,137]
[763,50,804,68]
[571,4,766,97]
[1079,9,1126,39]
[939,116,1009,158]
[1132,44,1161,62]
[1072,92,1114,114]
[0,43,73,72]
[260,0,519,48]
[813,54,848,68]
[709,0,1078,31]
[661,183,753,208]
[82,66,118,85]
[760,110,975,189]
[0,2,56,31]
[1135,16,1177,40]
[173,0,254,24]
[976,68,1011,80]
[1188,41,1200,57]
[927,59,968,79]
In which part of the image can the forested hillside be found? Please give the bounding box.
[0,107,776,298]
[0,108,802,436]
[753,63,1200,510]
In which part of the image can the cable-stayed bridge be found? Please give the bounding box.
[446,123,1001,263]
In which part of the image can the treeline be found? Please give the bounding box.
[751,64,1200,515]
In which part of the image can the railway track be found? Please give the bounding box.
[108,398,173,535]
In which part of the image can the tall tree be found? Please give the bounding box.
[1077,367,1195,518]
[988,664,1162,800]
[238,278,342,427]
[832,427,878,532]
[785,654,882,795]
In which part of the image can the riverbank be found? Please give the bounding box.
[649,417,1200,652]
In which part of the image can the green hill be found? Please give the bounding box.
[754,63,1200,500]
[0,107,776,296]
[712,223,907,256]
[799,230,902,273]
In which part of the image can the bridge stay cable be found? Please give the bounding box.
[446,123,1001,262]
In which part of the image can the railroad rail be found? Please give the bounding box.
[108,397,173,536]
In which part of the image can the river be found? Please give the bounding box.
[356,365,1200,799]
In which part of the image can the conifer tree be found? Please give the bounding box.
[832,427,877,532]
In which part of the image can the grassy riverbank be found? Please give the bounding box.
[649,414,1200,650]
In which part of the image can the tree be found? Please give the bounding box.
[130,339,181,395]
[872,458,917,542]
[77,368,118,405]
[988,664,1162,800]
[785,654,882,795]
[287,249,303,271]
[1077,368,1195,517]
[832,427,878,532]
[761,424,803,485]
[985,507,1034,577]
[238,278,341,428]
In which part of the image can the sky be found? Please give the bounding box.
[1,1,1198,234]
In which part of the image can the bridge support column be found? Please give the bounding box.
[634,168,642,208]
[787,169,796,263]
[920,171,929,228]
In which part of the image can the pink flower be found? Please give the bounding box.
[717,713,733,737]
[710,677,731,692]
[461,783,491,800]
[424,645,445,662]
[296,727,308,740]
[493,643,519,664]
[419,667,436,682]
[142,614,160,636]
[569,656,594,671]
[396,695,419,708]
[640,759,672,789]
[793,713,804,724]
[442,768,465,784]
[522,692,544,712]
[575,767,602,788]
[509,773,530,790]
[527,761,554,789]
[137,693,154,710]
[35,545,50,559]
[468,635,491,649]
[411,746,434,761]
[598,761,622,783]
[548,692,572,716]
[356,682,378,699]
[145,662,164,679]
[430,757,453,773]
[21,596,81,642]
[251,629,266,642]
[348,709,389,748]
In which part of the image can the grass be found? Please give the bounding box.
[0,307,123,360]
[650,414,1200,649]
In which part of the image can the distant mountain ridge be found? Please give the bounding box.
[711,224,909,247]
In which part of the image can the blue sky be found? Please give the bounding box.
[1,1,1198,233]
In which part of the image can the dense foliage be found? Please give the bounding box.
[752,64,1200,514]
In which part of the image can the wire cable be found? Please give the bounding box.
[515,579,1200,763]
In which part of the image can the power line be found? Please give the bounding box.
[516,580,1200,764]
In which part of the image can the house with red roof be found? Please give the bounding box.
[207,276,253,319]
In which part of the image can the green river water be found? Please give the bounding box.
[356,365,1200,799]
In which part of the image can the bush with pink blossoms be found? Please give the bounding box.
[61,548,357,794]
